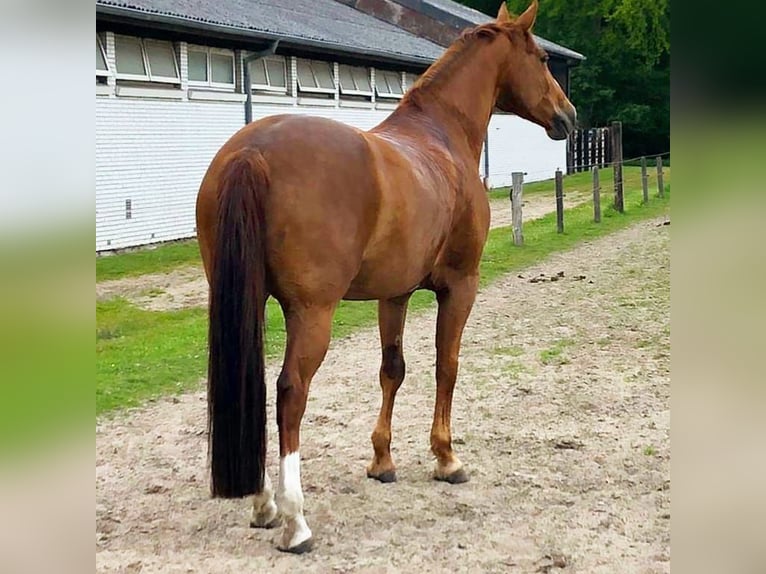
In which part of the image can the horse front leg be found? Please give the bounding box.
[431,275,479,484]
[274,303,335,553]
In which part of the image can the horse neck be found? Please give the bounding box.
[390,36,505,164]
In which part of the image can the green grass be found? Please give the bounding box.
[97,299,208,413]
[539,339,574,366]
[487,165,664,202]
[491,345,524,357]
[96,178,669,415]
[644,445,657,456]
[96,240,201,282]
[96,292,438,415]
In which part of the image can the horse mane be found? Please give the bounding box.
[400,22,518,110]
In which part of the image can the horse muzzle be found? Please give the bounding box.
[547,106,577,141]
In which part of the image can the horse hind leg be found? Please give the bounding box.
[367,294,411,483]
[431,276,479,484]
[274,302,335,553]
[249,298,279,529]
[250,471,279,529]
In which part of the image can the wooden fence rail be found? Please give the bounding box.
[567,126,612,174]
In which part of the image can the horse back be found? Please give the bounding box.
[198,114,486,304]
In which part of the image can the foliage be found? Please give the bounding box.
[457,0,670,158]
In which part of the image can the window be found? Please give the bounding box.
[188,49,208,82]
[376,70,403,98]
[249,55,287,92]
[96,34,110,77]
[188,46,235,89]
[338,65,372,96]
[114,35,179,83]
[296,59,335,94]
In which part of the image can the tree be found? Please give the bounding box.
[457,0,670,157]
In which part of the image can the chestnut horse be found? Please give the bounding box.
[196,0,575,553]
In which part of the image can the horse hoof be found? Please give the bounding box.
[434,467,469,484]
[367,469,397,483]
[278,537,314,554]
[250,502,280,529]
[250,516,281,529]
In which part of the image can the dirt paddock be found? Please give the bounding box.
[96,218,669,573]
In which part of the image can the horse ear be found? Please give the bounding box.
[515,0,538,32]
[496,2,512,22]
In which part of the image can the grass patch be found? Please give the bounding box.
[97,298,209,413]
[141,287,166,298]
[505,360,529,379]
[539,339,574,366]
[644,445,657,456]
[96,292,437,415]
[487,165,667,202]
[97,177,669,415]
[96,239,201,282]
[491,345,524,357]
[488,166,614,200]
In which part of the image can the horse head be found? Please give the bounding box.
[494,1,577,140]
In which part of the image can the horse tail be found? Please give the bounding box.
[207,148,269,499]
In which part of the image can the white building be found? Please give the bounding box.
[96,0,583,251]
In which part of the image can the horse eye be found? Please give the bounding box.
[541,54,549,63]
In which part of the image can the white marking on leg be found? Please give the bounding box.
[251,471,278,527]
[276,452,312,549]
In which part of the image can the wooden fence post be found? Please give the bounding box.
[555,169,564,233]
[656,156,665,198]
[592,166,601,223]
[611,121,624,213]
[511,172,524,245]
[641,156,649,204]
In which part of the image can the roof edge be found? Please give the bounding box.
[390,0,584,61]
[96,4,437,68]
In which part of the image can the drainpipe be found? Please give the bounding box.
[483,131,490,189]
[243,40,280,124]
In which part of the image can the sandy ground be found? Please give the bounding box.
[96,217,670,573]
[96,192,588,312]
